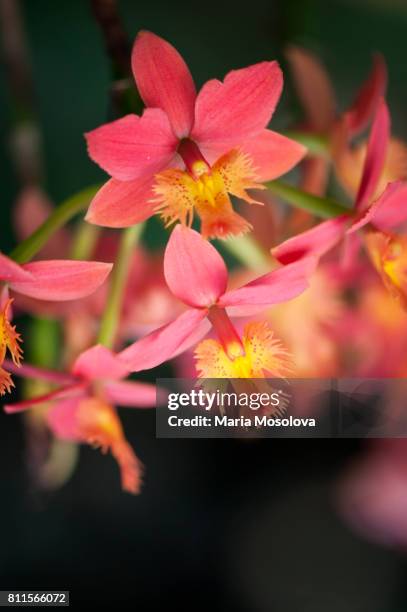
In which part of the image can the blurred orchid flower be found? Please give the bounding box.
[273,100,407,306]
[118,225,315,377]
[0,253,112,395]
[287,47,387,197]
[85,30,306,239]
[4,344,158,493]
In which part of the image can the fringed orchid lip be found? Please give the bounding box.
[0,299,23,396]
[153,139,262,239]
[195,320,292,379]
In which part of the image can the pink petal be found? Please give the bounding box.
[169,316,211,358]
[355,99,390,212]
[85,176,155,228]
[271,216,349,264]
[349,181,407,233]
[285,46,336,132]
[0,253,33,283]
[340,232,362,268]
[191,61,283,146]
[72,344,130,381]
[103,380,159,407]
[85,108,177,181]
[4,386,85,414]
[10,260,112,301]
[119,308,207,371]
[132,31,196,138]
[164,225,228,308]
[346,54,388,135]
[3,358,78,386]
[241,129,307,181]
[218,257,316,309]
[46,399,81,440]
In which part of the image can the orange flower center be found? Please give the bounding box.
[195,314,291,379]
[152,138,263,239]
[0,298,23,395]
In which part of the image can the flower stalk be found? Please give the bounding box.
[266,179,350,218]
[97,223,144,349]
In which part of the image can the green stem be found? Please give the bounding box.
[97,224,144,349]
[222,234,270,272]
[266,180,350,219]
[10,184,101,263]
[70,222,100,260]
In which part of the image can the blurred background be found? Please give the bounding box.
[1,0,407,609]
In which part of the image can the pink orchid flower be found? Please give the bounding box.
[4,344,158,493]
[117,225,315,378]
[0,253,112,394]
[85,30,306,239]
[272,99,407,306]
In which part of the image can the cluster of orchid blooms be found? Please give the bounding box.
[2,31,407,525]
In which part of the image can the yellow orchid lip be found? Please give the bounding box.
[195,320,292,379]
[153,142,262,240]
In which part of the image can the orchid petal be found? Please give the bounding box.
[168,316,211,359]
[72,344,130,381]
[286,46,336,132]
[46,399,81,440]
[271,216,349,264]
[10,260,112,301]
[219,257,316,309]
[85,177,155,228]
[85,109,177,181]
[349,181,407,234]
[119,308,207,371]
[0,253,33,283]
[355,99,390,212]
[191,61,283,146]
[4,386,85,414]
[132,31,196,138]
[103,380,159,407]
[240,129,306,182]
[3,358,78,386]
[341,232,362,268]
[164,226,228,308]
[346,54,388,135]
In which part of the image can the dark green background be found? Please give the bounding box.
[1,1,407,609]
